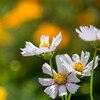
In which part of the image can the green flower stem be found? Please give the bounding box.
[90,48,97,100]
[61,96,64,100]
[68,93,72,100]
[65,95,67,100]
[49,58,54,78]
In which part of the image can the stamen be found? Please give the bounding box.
[54,73,66,85]
[74,62,84,72]
[39,42,49,47]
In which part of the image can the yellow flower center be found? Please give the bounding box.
[74,62,84,72]
[54,73,66,85]
[39,42,49,47]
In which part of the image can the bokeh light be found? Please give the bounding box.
[0,87,7,100]
[81,83,90,95]
[33,23,71,49]
[2,1,43,29]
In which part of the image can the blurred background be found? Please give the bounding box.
[0,0,100,100]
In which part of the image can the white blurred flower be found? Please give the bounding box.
[39,55,80,99]
[60,51,99,76]
[21,32,62,56]
[75,25,100,41]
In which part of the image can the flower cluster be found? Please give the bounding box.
[21,25,100,100]
[39,55,80,99]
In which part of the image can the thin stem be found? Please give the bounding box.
[68,93,72,100]
[65,95,67,100]
[49,58,54,78]
[61,96,64,100]
[90,48,97,100]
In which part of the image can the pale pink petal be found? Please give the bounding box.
[67,73,80,83]
[44,84,58,99]
[62,61,73,74]
[40,35,49,44]
[21,42,41,56]
[50,32,62,51]
[81,51,90,66]
[72,54,80,63]
[75,25,99,41]
[59,85,67,96]
[56,55,70,75]
[82,68,91,76]
[86,55,100,70]
[42,63,57,76]
[56,55,64,73]
[39,47,49,53]
[66,83,80,94]
[39,78,54,86]
[60,54,73,65]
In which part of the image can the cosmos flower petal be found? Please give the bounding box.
[59,85,67,96]
[97,31,100,40]
[56,55,70,74]
[21,42,41,56]
[75,25,99,41]
[72,54,80,63]
[94,56,100,69]
[60,54,73,65]
[67,73,80,83]
[82,68,91,76]
[86,56,100,70]
[66,83,80,94]
[62,61,73,74]
[75,71,82,75]
[50,32,62,51]
[81,51,90,66]
[39,78,54,86]
[56,55,64,73]
[44,84,58,99]
[42,63,57,76]
[39,47,49,53]
[40,35,49,44]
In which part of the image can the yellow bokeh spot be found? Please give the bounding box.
[0,87,7,100]
[81,83,90,94]
[0,32,14,46]
[74,62,84,72]
[33,23,71,49]
[54,73,66,85]
[76,11,96,26]
[3,1,43,29]
[0,20,4,33]
[10,60,21,71]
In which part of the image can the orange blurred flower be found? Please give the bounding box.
[95,0,100,7]
[0,20,4,33]
[0,87,7,100]
[3,1,43,29]
[76,11,96,26]
[0,20,14,46]
[25,0,43,3]
[32,23,71,49]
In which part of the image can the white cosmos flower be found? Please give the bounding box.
[21,32,62,56]
[60,51,99,76]
[39,55,80,99]
[75,25,100,41]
